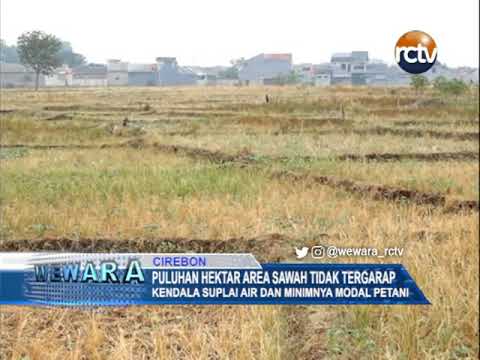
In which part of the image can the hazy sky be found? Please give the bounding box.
[1,0,478,67]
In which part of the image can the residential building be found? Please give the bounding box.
[330,51,369,85]
[313,64,333,86]
[107,59,128,86]
[0,62,43,88]
[365,61,389,85]
[71,64,107,86]
[157,57,197,86]
[238,53,292,85]
[294,64,315,84]
[128,63,158,86]
[315,73,331,86]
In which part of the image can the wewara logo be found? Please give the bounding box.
[395,31,437,74]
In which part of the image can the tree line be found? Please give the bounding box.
[410,74,472,98]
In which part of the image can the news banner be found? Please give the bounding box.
[0,253,429,306]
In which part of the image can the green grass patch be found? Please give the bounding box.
[0,147,30,160]
[0,164,265,205]
[1,116,111,144]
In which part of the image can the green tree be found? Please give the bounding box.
[410,75,429,95]
[17,31,62,90]
[230,57,246,68]
[58,41,86,67]
[272,71,300,85]
[218,58,246,79]
[1,39,86,67]
[219,66,239,79]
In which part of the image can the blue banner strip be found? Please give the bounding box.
[0,263,430,306]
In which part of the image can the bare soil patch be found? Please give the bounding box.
[393,119,479,127]
[306,127,480,141]
[337,151,479,162]
[4,141,477,163]
[0,109,16,114]
[0,234,292,262]
[359,127,479,141]
[42,104,149,112]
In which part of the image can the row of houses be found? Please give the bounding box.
[107,58,202,86]
[294,52,479,86]
[41,57,201,87]
[0,57,200,88]
[1,51,478,88]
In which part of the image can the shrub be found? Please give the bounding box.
[433,76,468,98]
[410,75,429,94]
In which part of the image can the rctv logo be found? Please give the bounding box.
[395,30,437,74]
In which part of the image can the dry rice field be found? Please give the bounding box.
[0,85,479,359]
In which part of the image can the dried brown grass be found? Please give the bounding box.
[1,85,478,359]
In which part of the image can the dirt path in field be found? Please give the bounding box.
[0,143,102,150]
[0,230,450,254]
[351,127,479,141]
[266,151,479,162]
[0,109,16,114]
[272,171,479,212]
[42,104,151,112]
[174,126,479,141]
[0,234,292,262]
[336,151,479,161]
[282,127,480,141]
[2,141,478,163]
[393,119,479,127]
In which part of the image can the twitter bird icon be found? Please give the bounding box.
[295,247,309,259]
